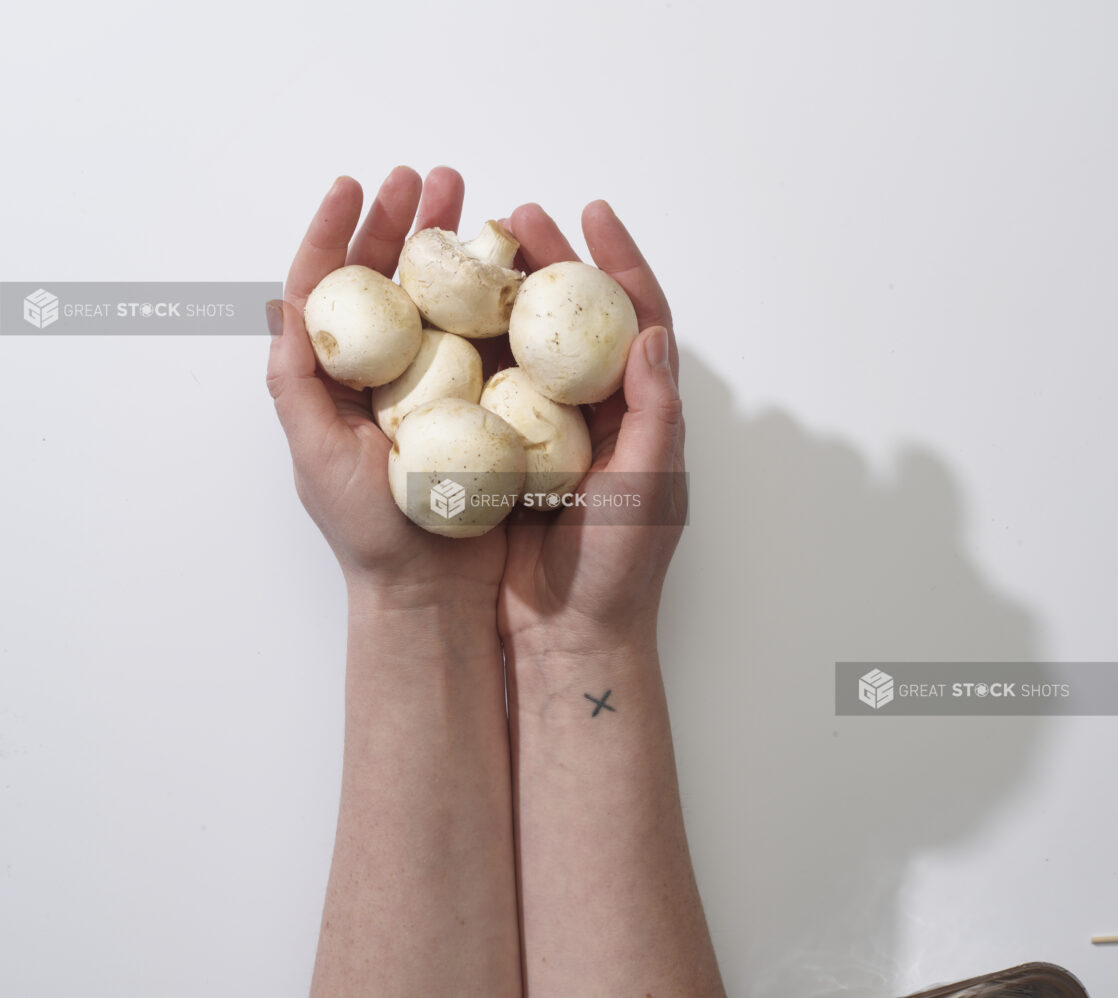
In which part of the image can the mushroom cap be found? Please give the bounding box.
[371,329,484,441]
[304,265,422,388]
[387,397,526,538]
[479,367,592,499]
[508,261,639,405]
[397,225,524,339]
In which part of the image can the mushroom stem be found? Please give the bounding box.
[462,220,520,269]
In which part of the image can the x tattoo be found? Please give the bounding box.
[584,690,616,717]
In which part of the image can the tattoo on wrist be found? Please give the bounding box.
[584,690,616,717]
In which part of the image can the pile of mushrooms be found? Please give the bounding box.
[303,220,638,536]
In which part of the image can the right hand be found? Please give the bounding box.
[266,166,509,608]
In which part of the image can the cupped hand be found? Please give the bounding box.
[497,201,687,653]
[266,167,507,603]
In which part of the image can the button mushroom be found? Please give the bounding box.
[303,265,423,389]
[507,261,639,405]
[397,221,524,338]
[479,367,591,501]
[387,397,526,537]
[371,329,484,441]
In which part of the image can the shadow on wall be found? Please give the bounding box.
[659,349,1048,998]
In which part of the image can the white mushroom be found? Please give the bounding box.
[479,367,591,500]
[304,265,423,388]
[371,329,483,441]
[397,221,524,338]
[508,261,639,405]
[387,397,526,537]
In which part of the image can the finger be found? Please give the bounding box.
[414,166,465,232]
[582,200,677,381]
[266,299,345,461]
[285,176,364,309]
[346,166,423,276]
[506,203,580,272]
[609,326,683,475]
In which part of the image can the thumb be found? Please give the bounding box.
[265,299,339,461]
[610,326,684,474]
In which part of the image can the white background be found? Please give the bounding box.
[1,1,1116,995]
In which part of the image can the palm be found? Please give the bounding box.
[300,400,508,589]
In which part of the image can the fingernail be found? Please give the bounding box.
[265,299,284,339]
[644,326,670,370]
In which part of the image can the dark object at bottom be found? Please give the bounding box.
[901,962,1088,997]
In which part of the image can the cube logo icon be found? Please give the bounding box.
[859,668,894,709]
[24,289,60,330]
[430,478,466,519]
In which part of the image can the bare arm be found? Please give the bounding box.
[267,168,521,997]
[507,639,723,997]
[312,591,519,996]
[500,202,725,996]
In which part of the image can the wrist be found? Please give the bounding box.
[346,577,501,672]
[501,606,658,661]
[345,568,499,614]
[504,631,661,720]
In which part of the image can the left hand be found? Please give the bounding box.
[497,200,687,659]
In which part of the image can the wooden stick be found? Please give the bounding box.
[1090,934,1118,944]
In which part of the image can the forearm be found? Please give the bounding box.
[507,635,725,997]
[311,583,521,998]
